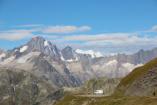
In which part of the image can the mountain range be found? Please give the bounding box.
[1,36,157,88]
[1,36,157,105]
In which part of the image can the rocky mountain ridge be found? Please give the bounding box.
[1,36,157,85]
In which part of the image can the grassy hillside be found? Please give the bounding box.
[119,58,157,86]
[55,95,157,105]
[115,58,157,96]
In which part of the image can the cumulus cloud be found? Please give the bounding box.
[42,25,91,34]
[0,29,33,41]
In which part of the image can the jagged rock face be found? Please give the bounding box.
[0,68,63,105]
[79,54,92,72]
[66,54,97,82]
[0,53,81,89]
[131,48,157,64]
[6,36,61,61]
[29,54,81,87]
[61,46,76,60]
[115,58,157,96]
[26,36,61,60]
[15,52,81,88]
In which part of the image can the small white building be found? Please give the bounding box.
[94,89,104,95]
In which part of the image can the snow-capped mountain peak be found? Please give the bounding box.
[26,36,61,60]
[2,36,61,62]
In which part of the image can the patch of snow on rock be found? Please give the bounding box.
[44,40,49,46]
[95,52,103,57]
[60,53,65,61]
[53,48,57,55]
[122,63,143,72]
[66,59,74,62]
[14,49,19,52]
[106,60,118,66]
[122,63,135,71]
[17,52,40,63]
[0,53,6,59]
[20,46,28,53]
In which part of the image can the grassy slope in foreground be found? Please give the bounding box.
[55,95,157,105]
[115,58,157,95]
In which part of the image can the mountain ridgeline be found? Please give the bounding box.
[1,36,157,86]
[1,36,157,105]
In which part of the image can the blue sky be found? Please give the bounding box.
[0,0,157,55]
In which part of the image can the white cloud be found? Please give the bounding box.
[1,24,157,55]
[151,25,157,32]
[0,29,33,41]
[16,24,43,28]
[0,25,91,41]
[64,33,157,53]
[145,25,157,32]
[64,33,131,42]
[42,25,91,34]
[64,33,157,45]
